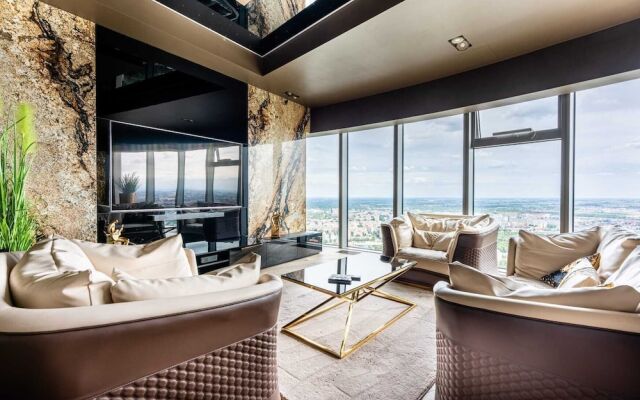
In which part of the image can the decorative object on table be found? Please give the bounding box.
[270,210,282,238]
[0,101,38,251]
[328,274,362,284]
[117,172,140,204]
[105,220,129,245]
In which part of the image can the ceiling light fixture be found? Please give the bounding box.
[448,35,472,51]
[284,91,300,100]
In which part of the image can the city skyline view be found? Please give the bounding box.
[306,78,640,264]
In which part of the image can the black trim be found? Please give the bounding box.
[257,0,351,54]
[155,0,261,51]
[261,0,404,74]
[154,0,404,73]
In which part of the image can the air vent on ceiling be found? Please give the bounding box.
[197,0,241,22]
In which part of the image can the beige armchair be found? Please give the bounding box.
[381,213,499,286]
[0,251,283,400]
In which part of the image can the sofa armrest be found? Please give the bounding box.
[507,236,521,276]
[381,223,396,258]
[0,275,282,399]
[449,223,499,273]
[382,217,414,258]
[434,282,640,398]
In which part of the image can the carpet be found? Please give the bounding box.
[277,280,437,400]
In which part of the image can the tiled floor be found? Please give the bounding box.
[263,249,437,400]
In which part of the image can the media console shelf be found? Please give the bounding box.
[194,231,322,274]
[259,231,323,268]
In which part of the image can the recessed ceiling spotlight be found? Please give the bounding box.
[284,91,300,100]
[182,118,194,123]
[448,35,472,51]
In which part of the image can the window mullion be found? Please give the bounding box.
[338,132,348,248]
[559,93,574,233]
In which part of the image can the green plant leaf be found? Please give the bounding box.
[15,103,37,156]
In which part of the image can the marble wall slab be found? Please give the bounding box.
[246,0,307,38]
[248,85,310,239]
[0,0,96,240]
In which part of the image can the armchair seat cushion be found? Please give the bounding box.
[397,247,448,274]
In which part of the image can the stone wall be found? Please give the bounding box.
[0,0,96,240]
[248,85,310,238]
[246,0,306,38]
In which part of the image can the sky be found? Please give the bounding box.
[306,77,640,199]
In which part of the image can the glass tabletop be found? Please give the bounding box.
[282,254,415,296]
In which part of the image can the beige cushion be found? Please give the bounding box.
[605,246,640,289]
[407,213,462,233]
[9,236,114,308]
[73,235,192,279]
[407,213,463,252]
[597,227,640,280]
[450,262,640,312]
[514,228,601,279]
[449,262,527,296]
[413,230,456,251]
[111,254,261,302]
[389,217,413,250]
[461,214,491,227]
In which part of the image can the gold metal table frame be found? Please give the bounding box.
[281,263,416,359]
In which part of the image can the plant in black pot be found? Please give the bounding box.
[118,173,140,204]
[0,101,38,251]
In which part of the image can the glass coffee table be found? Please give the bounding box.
[281,254,416,359]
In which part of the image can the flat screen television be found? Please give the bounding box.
[109,121,242,211]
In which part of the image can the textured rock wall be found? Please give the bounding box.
[246,0,306,38]
[0,0,96,240]
[248,85,310,238]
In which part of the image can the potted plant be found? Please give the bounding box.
[0,102,38,251]
[118,172,140,204]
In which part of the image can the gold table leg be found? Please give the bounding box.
[281,286,416,359]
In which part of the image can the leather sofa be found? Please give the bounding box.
[381,213,499,286]
[433,234,640,399]
[0,251,283,400]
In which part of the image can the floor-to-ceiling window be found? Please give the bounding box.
[403,115,463,214]
[574,78,640,231]
[474,142,561,266]
[347,127,394,250]
[304,78,640,263]
[306,135,339,245]
[473,97,561,268]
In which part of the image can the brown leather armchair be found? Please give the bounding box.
[381,214,499,286]
[433,234,640,399]
[0,252,282,400]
